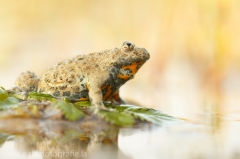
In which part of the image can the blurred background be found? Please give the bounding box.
[0,0,240,123]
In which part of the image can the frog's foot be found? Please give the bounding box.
[7,87,29,100]
[7,86,22,94]
[92,103,120,114]
[14,91,29,100]
[93,108,100,114]
[19,91,29,100]
[92,103,107,114]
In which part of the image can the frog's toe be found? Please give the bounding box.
[98,104,107,110]
[91,103,107,114]
[93,107,100,114]
[13,91,28,100]
[8,87,21,93]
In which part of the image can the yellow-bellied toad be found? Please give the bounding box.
[14,41,150,111]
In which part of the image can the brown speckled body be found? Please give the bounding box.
[14,41,150,110]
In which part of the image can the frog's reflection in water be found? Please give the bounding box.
[0,119,129,159]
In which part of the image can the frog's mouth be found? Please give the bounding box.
[117,61,144,81]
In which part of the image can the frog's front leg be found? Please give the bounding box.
[88,85,106,113]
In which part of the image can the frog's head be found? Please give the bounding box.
[119,41,150,62]
[110,41,150,81]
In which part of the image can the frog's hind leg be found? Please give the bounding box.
[15,71,39,92]
[10,71,40,99]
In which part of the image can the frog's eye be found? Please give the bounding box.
[122,41,135,52]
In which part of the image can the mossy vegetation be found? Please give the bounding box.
[0,87,176,126]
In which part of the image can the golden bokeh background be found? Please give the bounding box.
[1,0,240,122]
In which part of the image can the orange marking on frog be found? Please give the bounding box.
[117,61,144,80]
[117,74,130,80]
[112,92,120,102]
[101,84,113,100]
[107,90,120,102]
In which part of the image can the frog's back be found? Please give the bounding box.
[38,55,90,100]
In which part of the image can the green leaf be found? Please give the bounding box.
[98,110,135,126]
[56,100,85,121]
[109,104,141,112]
[0,87,8,101]
[27,92,57,101]
[124,107,175,124]
[74,101,91,107]
[0,97,19,110]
